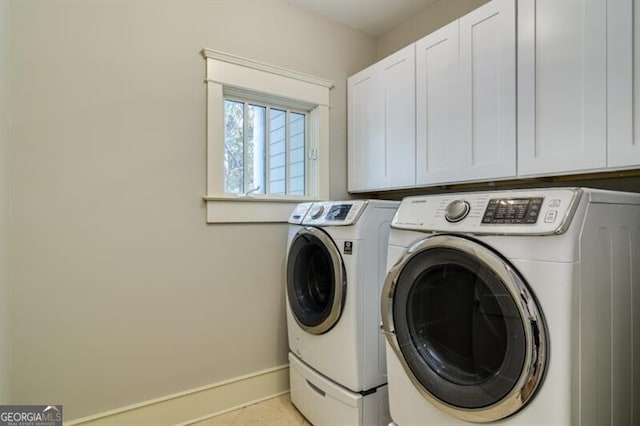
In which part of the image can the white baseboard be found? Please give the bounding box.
[66,364,290,426]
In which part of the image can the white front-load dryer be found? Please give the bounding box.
[286,199,398,426]
[381,188,640,425]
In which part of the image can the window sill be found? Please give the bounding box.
[203,195,316,223]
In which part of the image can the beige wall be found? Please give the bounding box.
[376,0,491,59]
[8,0,375,420]
[0,0,10,404]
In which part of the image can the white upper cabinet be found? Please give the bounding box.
[608,0,635,167]
[457,0,516,181]
[348,44,415,192]
[348,66,383,192]
[415,20,461,185]
[349,0,636,193]
[517,0,628,176]
[416,0,515,186]
[380,45,416,189]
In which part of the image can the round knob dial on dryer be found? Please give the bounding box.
[310,205,325,219]
[445,200,471,223]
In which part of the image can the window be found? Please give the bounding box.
[223,98,307,196]
[201,49,333,223]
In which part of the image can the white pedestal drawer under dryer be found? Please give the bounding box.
[381,187,640,425]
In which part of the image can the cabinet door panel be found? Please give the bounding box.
[607,0,635,167]
[348,45,415,192]
[416,21,461,185]
[518,0,607,176]
[347,67,383,192]
[379,44,416,189]
[458,0,515,181]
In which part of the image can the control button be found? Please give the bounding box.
[310,205,324,220]
[445,200,471,223]
[544,210,558,223]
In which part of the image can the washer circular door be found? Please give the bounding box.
[381,234,548,423]
[286,227,346,335]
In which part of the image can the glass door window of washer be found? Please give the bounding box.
[382,235,548,422]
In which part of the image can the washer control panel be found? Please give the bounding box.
[481,197,543,224]
[445,200,471,223]
[393,188,582,235]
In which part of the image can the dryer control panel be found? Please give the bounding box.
[302,201,367,226]
[288,202,314,224]
[393,188,582,235]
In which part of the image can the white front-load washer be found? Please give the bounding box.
[286,199,399,425]
[381,188,640,425]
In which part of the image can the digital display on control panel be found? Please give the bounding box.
[326,204,352,221]
[481,197,543,224]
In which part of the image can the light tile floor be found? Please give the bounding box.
[191,394,311,426]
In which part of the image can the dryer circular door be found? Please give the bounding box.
[286,226,346,335]
[381,234,548,423]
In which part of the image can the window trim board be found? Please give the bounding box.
[201,48,334,103]
[204,199,306,224]
[202,48,333,223]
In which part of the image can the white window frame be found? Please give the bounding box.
[201,48,333,223]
